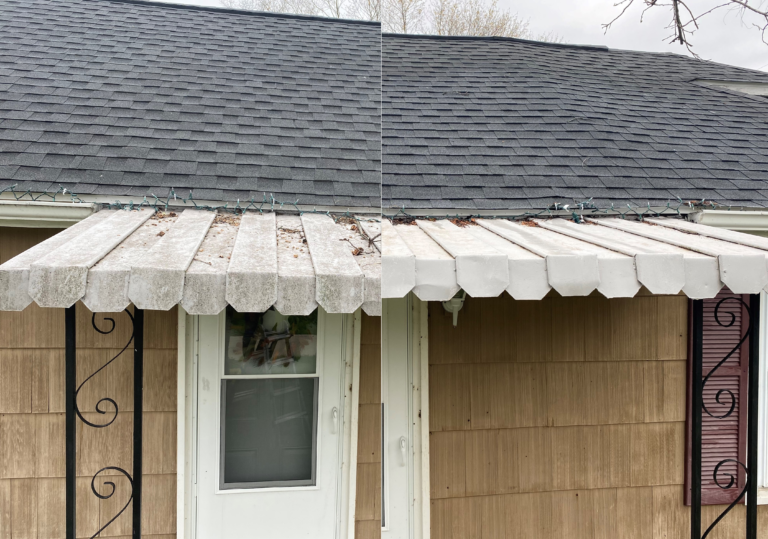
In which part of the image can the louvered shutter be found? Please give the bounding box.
[685,287,749,506]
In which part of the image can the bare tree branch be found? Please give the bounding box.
[388,0,561,40]
[348,0,381,21]
[604,0,768,52]
[383,0,425,33]
[220,0,322,16]
[313,0,345,18]
[219,0,561,42]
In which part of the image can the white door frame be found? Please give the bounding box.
[411,297,430,539]
[382,296,431,539]
[176,307,361,538]
[382,296,411,537]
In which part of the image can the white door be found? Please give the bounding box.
[382,297,412,538]
[195,306,347,538]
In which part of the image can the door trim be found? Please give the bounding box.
[343,310,363,539]
[177,306,196,539]
[413,297,430,539]
[382,296,421,539]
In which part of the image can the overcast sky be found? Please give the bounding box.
[159,0,768,72]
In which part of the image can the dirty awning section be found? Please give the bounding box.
[0,209,381,316]
[382,217,768,301]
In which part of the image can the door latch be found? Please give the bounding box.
[399,436,407,466]
[331,407,339,434]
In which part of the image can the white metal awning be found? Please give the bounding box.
[0,209,381,316]
[382,217,768,301]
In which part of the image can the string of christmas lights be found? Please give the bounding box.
[0,183,741,225]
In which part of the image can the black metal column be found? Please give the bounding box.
[65,306,142,539]
[65,305,77,539]
[133,308,143,539]
[747,294,760,539]
[691,299,703,539]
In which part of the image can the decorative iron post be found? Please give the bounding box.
[747,294,760,538]
[691,299,703,539]
[690,295,759,539]
[65,305,77,539]
[65,307,144,539]
[133,308,144,539]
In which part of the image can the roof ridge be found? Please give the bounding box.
[590,44,768,76]
[382,32,768,75]
[381,32,609,51]
[74,0,382,26]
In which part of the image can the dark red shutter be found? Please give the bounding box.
[685,287,749,506]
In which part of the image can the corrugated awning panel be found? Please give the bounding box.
[0,210,381,315]
[382,217,768,301]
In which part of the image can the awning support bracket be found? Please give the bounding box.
[690,295,759,539]
[66,305,144,539]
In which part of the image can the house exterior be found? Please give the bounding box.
[4,0,768,538]
[0,1,381,538]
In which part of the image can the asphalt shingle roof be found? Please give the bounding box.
[0,0,381,208]
[382,34,768,211]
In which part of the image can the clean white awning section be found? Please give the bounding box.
[382,217,768,301]
[0,209,381,316]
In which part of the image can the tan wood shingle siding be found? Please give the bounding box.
[0,227,177,538]
[428,293,768,538]
[356,312,381,539]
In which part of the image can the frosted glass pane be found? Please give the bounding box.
[221,378,317,487]
[225,306,318,375]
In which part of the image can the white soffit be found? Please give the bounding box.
[0,209,381,315]
[382,216,768,300]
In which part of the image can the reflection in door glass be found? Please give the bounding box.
[225,306,318,375]
[221,378,318,488]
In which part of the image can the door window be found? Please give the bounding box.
[220,306,320,489]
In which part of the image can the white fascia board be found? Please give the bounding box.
[690,210,768,233]
[0,192,376,217]
[0,200,95,227]
[383,206,696,218]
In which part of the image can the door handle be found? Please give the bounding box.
[331,407,339,434]
[399,436,407,466]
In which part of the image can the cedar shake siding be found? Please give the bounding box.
[427,293,768,538]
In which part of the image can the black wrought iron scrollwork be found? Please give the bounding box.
[74,310,135,428]
[698,297,750,539]
[702,460,749,539]
[701,297,749,420]
[74,309,137,538]
[89,466,134,539]
[66,305,143,539]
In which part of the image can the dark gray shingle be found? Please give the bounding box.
[0,0,381,208]
[382,34,768,210]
